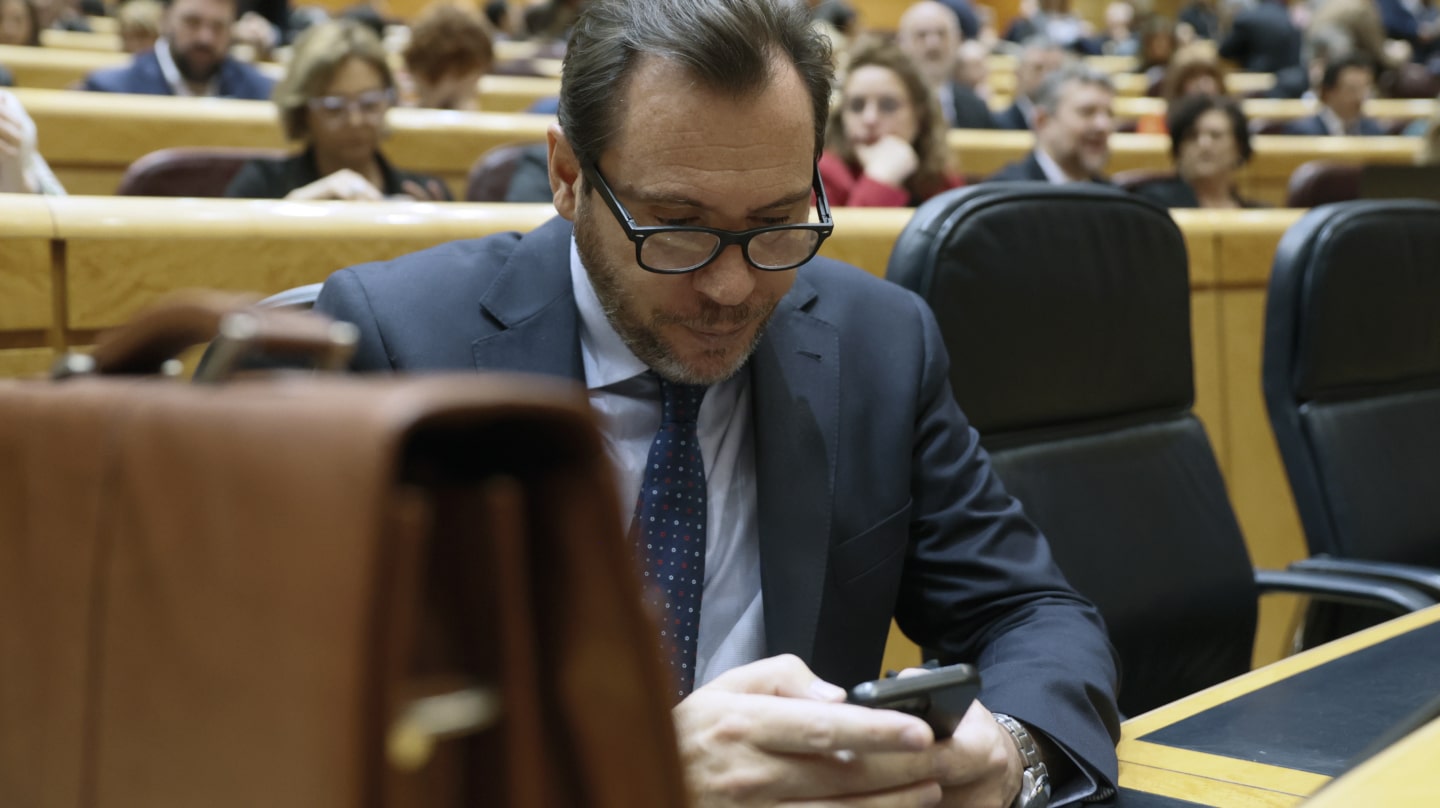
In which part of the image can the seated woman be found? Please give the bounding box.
[401,2,494,111]
[1134,94,1260,209]
[1136,44,1226,134]
[819,39,962,207]
[226,20,451,201]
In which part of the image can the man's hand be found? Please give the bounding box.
[285,169,384,201]
[935,701,1024,808]
[675,654,948,806]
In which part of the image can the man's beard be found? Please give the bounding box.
[173,45,221,83]
[574,202,780,386]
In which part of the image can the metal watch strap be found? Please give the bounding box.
[993,713,1051,808]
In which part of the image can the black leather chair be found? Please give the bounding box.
[1263,201,1440,622]
[117,147,286,197]
[886,184,1433,717]
[1285,161,1362,208]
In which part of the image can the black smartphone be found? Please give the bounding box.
[845,662,981,740]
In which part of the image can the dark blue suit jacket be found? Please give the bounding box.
[82,50,275,100]
[314,217,1122,789]
[992,102,1029,131]
[1285,113,1385,136]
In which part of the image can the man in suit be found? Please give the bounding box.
[1286,55,1385,136]
[897,0,994,129]
[1218,0,1301,74]
[82,0,274,99]
[318,0,1121,804]
[994,36,1066,130]
[991,64,1114,183]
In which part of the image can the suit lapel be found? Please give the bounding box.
[470,217,586,382]
[751,273,840,662]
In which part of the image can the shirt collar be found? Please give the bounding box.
[1033,145,1075,184]
[1319,106,1348,136]
[570,237,650,390]
[154,38,221,98]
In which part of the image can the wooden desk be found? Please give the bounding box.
[12,88,553,197]
[39,29,122,52]
[1115,605,1440,806]
[947,131,1419,205]
[1302,715,1440,806]
[1106,96,1437,124]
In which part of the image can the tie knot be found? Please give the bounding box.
[660,379,707,425]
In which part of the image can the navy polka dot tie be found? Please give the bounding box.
[632,379,708,700]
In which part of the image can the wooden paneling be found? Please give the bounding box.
[13,88,553,198]
[0,195,55,334]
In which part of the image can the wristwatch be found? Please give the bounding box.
[992,713,1051,808]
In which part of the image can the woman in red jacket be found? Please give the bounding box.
[820,39,963,207]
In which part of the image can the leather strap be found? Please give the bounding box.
[57,290,357,380]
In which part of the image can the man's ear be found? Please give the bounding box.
[547,123,582,220]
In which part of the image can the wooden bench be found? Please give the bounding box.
[947,130,1420,204]
[13,87,553,197]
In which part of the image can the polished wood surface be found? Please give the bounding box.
[1303,715,1440,806]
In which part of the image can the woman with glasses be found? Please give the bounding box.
[819,39,962,207]
[1132,94,1260,209]
[225,20,451,201]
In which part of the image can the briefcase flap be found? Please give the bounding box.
[0,374,687,808]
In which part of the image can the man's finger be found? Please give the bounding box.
[715,694,933,755]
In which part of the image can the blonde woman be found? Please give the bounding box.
[225,20,450,201]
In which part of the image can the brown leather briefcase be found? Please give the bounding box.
[0,294,689,808]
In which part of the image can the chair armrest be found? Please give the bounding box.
[1287,557,1440,599]
[1253,568,1437,615]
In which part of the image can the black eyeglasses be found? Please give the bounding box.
[580,161,834,274]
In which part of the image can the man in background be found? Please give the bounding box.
[993,35,1066,129]
[990,63,1114,182]
[897,0,994,128]
[82,0,274,99]
[1286,54,1384,134]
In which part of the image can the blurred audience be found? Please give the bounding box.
[1135,15,1179,88]
[806,0,858,38]
[1177,0,1220,42]
[1416,106,1440,161]
[225,20,451,200]
[1005,0,1091,53]
[820,38,963,206]
[935,0,981,40]
[994,35,1067,130]
[1270,24,1356,98]
[0,0,39,46]
[117,0,163,54]
[0,89,64,194]
[1138,44,1227,133]
[401,1,493,110]
[956,39,991,97]
[82,0,275,99]
[523,0,584,41]
[1091,1,1138,57]
[1311,0,1390,71]
[1134,94,1258,208]
[34,0,88,33]
[990,63,1115,182]
[897,1,994,129]
[1220,0,1302,73]
[1286,54,1382,134]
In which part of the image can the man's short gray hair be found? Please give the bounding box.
[1033,63,1114,114]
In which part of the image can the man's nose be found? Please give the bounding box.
[691,245,757,308]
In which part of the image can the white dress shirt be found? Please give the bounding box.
[1034,145,1076,184]
[569,240,766,687]
[154,38,220,98]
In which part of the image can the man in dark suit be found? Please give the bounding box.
[1219,0,1302,74]
[991,63,1114,183]
[318,1,1120,804]
[1286,55,1384,135]
[82,0,274,99]
[897,0,994,129]
[994,36,1066,130]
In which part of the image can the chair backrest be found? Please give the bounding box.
[465,143,536,202]
[1262,200,1440,568]
[117,147,286,197]
[887,183,1259,716]
[1286,161,1362,208]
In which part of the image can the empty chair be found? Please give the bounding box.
[117,147,287,197]
[1263,200,1440,618]
[1285,161,1361,207]
[887,183,1432,716]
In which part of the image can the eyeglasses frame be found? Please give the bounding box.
[579,159,835,275]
